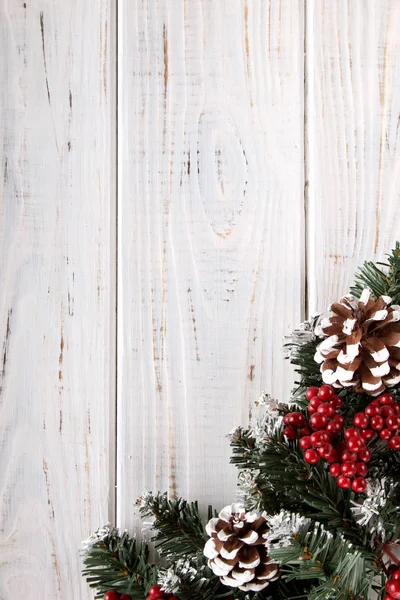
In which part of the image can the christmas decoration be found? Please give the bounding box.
[204,504,279,591]
[314,289,400,394]
[104,592,121,600]
[82,245,400,600]
[145,585,178,600]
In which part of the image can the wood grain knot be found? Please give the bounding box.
[196,110,248,238]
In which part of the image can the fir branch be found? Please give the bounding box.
[158,554,224,600]
[270,521,378,600]
[82,527,156,599]
[137,492,208,558]
[350,243,400,303]
[230,431,366,544]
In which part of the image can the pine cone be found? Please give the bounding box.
[204,504,279,592]
[314,289,400,395]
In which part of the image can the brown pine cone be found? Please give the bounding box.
[314,289,400,394]
[204,504,279,592]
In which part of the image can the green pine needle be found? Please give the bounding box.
[82,528,157,599]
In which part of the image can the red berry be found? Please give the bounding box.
[299,426,312,437]
[337,475,351,489]
[358,447,371,462]
[386,580,400,598]
[341,462,357,477]
[326,421,341,435]
[347,437,364,452]
[388,565,399,576]
[352,477,367,493]
[310,413,328,430]
[395,404,400,414]
[380,428,393,440]
[300,435,312,450]
[388,435,400,450]
[392,570,400,580]
[360,429,375,440]
[384,595,395,600]
[309,396,322,409]
[369,399,381,407]
[283,414,291,425]
[381,405,395,418]
[304,449,320,464]
[121,596,133,600]
[353,413,369,429]
[318,403,336,417]
[344,428,360,440]
[307,405,317,414]
[310,431,329,447]
[283,426,298,441]
[386,415,400,431]
[318,443,334,459]
[306,386,320,400]
[341,450,358,462]
[325,448,339,463]
[318,384,334,400]
[169,597,180,600]
[370,415,384,430]
[379,393,395,405]
[329,463,341,477]
[287,412,306,428]
[365,404,381,416]
[333,414,344,427]
[148,587,163,599]
[104,593,120,600]
[356,462,368,477]
[331,395,343,409]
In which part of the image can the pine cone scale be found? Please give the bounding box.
[220,537,243,559]
[237,545,260,568]
[330,302,352,318]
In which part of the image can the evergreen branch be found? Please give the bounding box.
[270,521,378,600]
[231,431,367,544]
[137,492,208,559]
[158,554,225,600]
[350,243,400,303]
[82,527,156,599]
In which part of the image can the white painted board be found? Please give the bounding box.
[117,0,305,531]
[0,1,115,597]
[306,0,400,314]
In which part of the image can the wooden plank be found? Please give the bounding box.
[117,0,305,530]
[306,0,400,314]
[0,2,115,597]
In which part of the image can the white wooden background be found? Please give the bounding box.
[0,0,399,597]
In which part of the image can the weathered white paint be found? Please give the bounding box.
[116,0,305,532]
[2,1,400,597]
[306,0,400,314]
[0,1,115,597]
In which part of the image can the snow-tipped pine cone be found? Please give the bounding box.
[314,289,400,395]
[203,504,279,592]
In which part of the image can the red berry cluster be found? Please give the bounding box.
[328,393,400,493]
[385,566,400,599]
[103,592,132,600]
[328,426,370,493]
[283,385,400,494]
[353,393,400,451]
[284,384,344,466]
[146,585,180,600]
